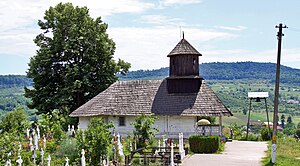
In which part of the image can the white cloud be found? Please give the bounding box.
[159,0,202,6]
[0,0,156,58]
[216,25,247,31]
[139,15,185,26]
[108,26,235,70]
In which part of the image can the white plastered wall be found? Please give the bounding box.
[78,115,197,138]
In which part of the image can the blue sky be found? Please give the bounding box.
[0,0,299,75]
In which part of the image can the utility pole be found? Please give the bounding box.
[272,23,287,164]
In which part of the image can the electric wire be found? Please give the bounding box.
[287,27,300,33]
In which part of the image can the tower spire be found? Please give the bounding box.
[182,31,184,39]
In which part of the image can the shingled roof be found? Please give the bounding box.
[167,38,202,57]
[70,79,232,117]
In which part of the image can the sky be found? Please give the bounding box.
[0,0,300,75]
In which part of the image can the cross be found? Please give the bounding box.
[81,149,86,166]
[16,156,23,166]
[40,148,44,165]
[43,135,47,149]
[46,154,51,166]
[65,157,69,166]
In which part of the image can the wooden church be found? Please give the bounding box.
[70,37,232,138]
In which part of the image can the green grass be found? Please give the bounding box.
[262,137,300,166]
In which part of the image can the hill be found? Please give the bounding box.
[119,62,300,85]
[0,62,299,87]
[0,62,299,122]
[0,75,32,88]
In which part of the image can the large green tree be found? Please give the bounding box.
[25,3,130,116]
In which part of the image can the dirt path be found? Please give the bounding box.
[182,140,268,166]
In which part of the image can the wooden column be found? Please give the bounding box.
[219,116,222,136]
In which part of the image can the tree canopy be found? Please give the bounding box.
[0,107,30,134]
[25,3,130,117]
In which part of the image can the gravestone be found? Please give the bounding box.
[31,148,37,164]
[67,125,72,136]
[29,136,33,151]
[5,152,12,166]
[129,141,133,152]
[178,132,185,159]
[71,125,75,136]
[36,125,40,139]
[34,133,39,150]
[65,157,69,166]
[43,135,47,149]
[46,154,51,166]
[16,156,23,166]
[5,159,11,166]
[170,142,174,166]
[40,148,44,165]
[117,133,124,156]
[158,140,161,152]
[81,149,86,166]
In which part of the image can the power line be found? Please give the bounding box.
[287,27,300,33]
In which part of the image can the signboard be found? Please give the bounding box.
[248,92,269,98]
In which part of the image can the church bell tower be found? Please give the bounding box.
[167,36,202,93]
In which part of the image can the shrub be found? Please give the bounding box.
[132,153,141,165]
[260,127,271,141]
[188,135,220,153]
[295,129,300,138]
[55,138,78,162]
[247,133,258,141]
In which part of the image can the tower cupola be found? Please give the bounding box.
[168,37,202,77]
[167,37,202,93]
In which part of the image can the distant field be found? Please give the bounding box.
[223,112,300,127]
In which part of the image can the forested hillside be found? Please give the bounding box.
[1,62,299,87]
[119,62,300,85]
[0,62,299,118]
[0,75,33,118]
[0,75,32,88]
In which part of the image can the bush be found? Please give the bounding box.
[188,135,220,153]
[283,127,295,136]
[132,153,141,165]
[240,132,258,141]
[295,129,300,138]
[55,138,78,162]
[260,127,271,141]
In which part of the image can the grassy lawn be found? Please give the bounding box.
[262,136,300,166]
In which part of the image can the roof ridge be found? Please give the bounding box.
[167,38,202,57]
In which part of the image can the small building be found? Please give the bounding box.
[70,37,232,138]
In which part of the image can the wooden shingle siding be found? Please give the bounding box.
[70,79,232,117]
[167,39,201,57]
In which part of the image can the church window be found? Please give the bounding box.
[119,117,126,126]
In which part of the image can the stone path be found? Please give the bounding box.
[182,140,268,166]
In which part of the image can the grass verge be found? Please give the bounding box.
[262,136,300,166]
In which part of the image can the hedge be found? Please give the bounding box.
[189,135,220,153]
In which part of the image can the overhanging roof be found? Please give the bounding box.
[70,79,232,117]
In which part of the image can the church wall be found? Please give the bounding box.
[77,115,197,138]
